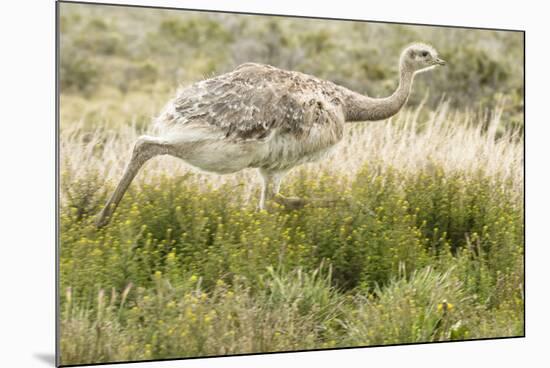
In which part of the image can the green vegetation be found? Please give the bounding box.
[60,160,523,365]
[59,3,524,130]
[59,2,524,366]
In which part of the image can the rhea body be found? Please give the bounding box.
[96,43,445,227]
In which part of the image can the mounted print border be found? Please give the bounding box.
[56,1,525,366]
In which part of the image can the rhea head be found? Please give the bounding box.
[400,43,446,74]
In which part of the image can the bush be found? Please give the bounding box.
[60,51,100,94]
[341,266,466,345]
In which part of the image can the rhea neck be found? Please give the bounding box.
[341,61,416,122]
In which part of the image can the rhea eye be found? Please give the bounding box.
[421,51,429,57]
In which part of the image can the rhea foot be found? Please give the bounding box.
[272,194,341,210]
[94,208,111,228]
[273,194,308,210]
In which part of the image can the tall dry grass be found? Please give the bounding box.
[60,99,523,205]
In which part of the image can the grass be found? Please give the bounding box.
[59,100,523,365]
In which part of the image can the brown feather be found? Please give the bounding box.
[158,63,346,140]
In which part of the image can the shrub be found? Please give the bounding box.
[60,51,100,94]
[341,266,466,345]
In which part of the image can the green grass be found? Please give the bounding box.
[59,163,524,365]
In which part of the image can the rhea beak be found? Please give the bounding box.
[434,58,446,66]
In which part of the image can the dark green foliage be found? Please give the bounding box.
[60,51,100,94]
[60,164,523,293]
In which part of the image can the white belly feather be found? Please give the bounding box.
[156,122,343,174]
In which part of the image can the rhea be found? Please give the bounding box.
[95,42,445,227]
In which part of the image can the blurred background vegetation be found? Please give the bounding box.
[60,3,524,131]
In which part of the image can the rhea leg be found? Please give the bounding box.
[258,169,307,210]
[259,169,286,210]
[95,135,170,227]
[258,168,342,211]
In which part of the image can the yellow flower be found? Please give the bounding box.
[91,248,103,257]
[189,275,198,283]
[437,300,454,312]
[144,344,152,358]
